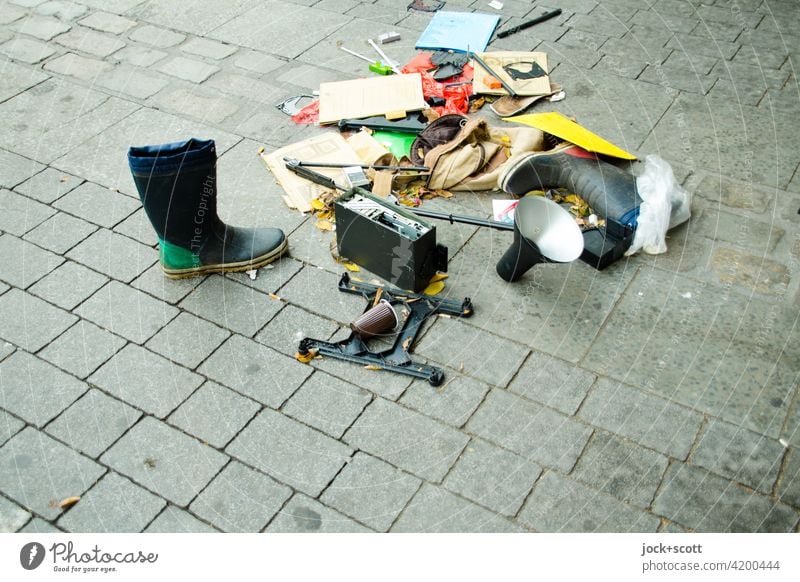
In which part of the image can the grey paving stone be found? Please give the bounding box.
[643,93,797,189]
[344,398,469,483]
[319,452,420,531]
[198,334,311,408]
[96,66,169,100]
[691,173,773,213]
[507,351,596,415]
[467,389,593,473]
[572,431,669,508]
[0,289,77,352]
[267,494,373,534]
[414,318,529,389]
[600,34,671,64]
[38,319,124,379]
[255,304,338,356]
[778,448,800,509]
[54,181,139,228]
[695,209,785,253]
[0,340,13,362]
[0,234,63,289]
[76,280,178,344]
[158,56,220,83]
[113,208,157,246]
[0,149,45,191]
[180,276,282,337]
[58,471,165,532]
[0,410,25,447]
[0,188,56,236]
[582,269,799,439]
[180,37,237,60]
[54,26,126,57]
[1,350,87,427]
[518,471,660,532]
[0,79,138,165]
[691,419,785,494]
[127,24,185,48]
[577,378,701,459]
[89,344,202,418]
[18,517,61,533]
[13,15,71,40]
[13,167,82,204]
[131,263,204,305]
[78,11,135,34]
[392,483,522,533]
[23,212,98,255]
[232,50,286,75]
[0,36,56,63]
[144,505,216,532]
[45,388,140,458]
[283,371,371,439]
[593,53,648,79]
[0,3,27,24]
[146,312,230,369]
[209,2,350,59]
[227,408,352,496]
[168,381,259,449]
[101,416,227,507]
[111,45,167,67]
[0,59,49,102]
[709,247,789,297]
[190,460,291,532]
[653,463,798,532]
[734,44,788,70]
[130,0,254,36]
[27,261,108,311]
[44,52,113,81]
[78,0,146,13]
[147,86,239,124]
[400,370,490,428]
[697,4,763,28]
[0,426,105,520]
[0,492,31,532]
[444,438,542,517]
[35,1,89,20]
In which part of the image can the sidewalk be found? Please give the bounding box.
[1,0,799,533]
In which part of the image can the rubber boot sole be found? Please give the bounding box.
[162,238,289,279]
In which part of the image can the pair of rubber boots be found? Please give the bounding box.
[128,138,287,278]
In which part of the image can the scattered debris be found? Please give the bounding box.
[407,0,445,12]
[246,269,258,280]
[295,349,319,364]
[488,1,504,10]
[144,458,157,469]
[59,496,81,510]
[378,31,401,44]
[268,293,281,301]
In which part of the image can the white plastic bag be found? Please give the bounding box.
[626,155,691,256]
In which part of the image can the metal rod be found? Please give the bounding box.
[368,38,400,73]
[408,207,514,231]
[470,52,519,97]
[284,157,428,172]
[339,46,375,64]
[496,9,562,39]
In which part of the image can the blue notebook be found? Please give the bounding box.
[415,11,501,53]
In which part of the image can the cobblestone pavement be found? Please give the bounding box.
[1,0,799,533]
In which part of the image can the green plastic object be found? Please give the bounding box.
[372,131,416,159]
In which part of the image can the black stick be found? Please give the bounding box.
[284,157,428,172]
[496,8,562,39]
[470,52,519,98]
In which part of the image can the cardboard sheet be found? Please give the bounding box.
[318,73,427,125]
[504,111,637,160]
[472,51,550,96]
[261,132,359,213]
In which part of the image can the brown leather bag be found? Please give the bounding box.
[412,114,546,191]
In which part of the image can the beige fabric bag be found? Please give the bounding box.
[423,117,546,191]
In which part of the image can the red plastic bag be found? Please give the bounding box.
[401,53,473,116]
[291,99,319,124]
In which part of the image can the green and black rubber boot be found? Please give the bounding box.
[128,138,287,279]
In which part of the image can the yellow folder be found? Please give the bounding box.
[503,112,637,160]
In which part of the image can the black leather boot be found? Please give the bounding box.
[128,138,287,278]
[499,143,642,228]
